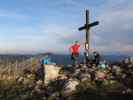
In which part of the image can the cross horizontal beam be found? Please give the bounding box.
[78,21,99,31]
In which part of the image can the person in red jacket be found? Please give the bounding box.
[70,41,80,66]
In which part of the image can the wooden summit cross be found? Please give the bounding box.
[78,9,99,60]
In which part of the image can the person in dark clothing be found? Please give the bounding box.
[93,51,100,66]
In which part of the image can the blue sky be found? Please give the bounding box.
[0,0,133,54]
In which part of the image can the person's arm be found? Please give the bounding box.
[79,44,80,48]
[77,43,80,48]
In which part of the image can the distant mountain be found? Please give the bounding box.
[0,53,130,65]
[0,54,33,63]
[36,53,129,65]
[52,54,129,65]
[51,54,84,65]
[102,54,129,62]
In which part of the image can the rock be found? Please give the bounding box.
[63,78,79,96]
[44,64,61,84]
[27,74,33,78]
[95,71,106,80]
[73,69,81,76]
[36,80,43,86]
[16,76,24,84]
[126,88,132,94]
[130,56,133,64]
[57,74,68,80]
[50,92,60,100]
[121,74,126,79]
[80,73,91,82]
[122,88,133,94]
[23,78,32,85]
[34,85,42,93]
[125,58,130,64]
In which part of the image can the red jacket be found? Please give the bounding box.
[70,43,80,54]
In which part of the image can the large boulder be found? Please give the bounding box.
[44,64,61,84]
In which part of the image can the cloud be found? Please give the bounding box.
[39,0,133,54]
[56,0,133,54]
[0,0,133,54]
[89,0,133,54]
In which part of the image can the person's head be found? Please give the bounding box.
[75,41,78,44]
[93,51,97,54]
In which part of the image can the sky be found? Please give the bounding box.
[0,0,133,55]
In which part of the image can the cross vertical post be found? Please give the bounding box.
[78,9,99,63]
[85,10,90,55]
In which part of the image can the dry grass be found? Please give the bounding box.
[0,57,39,80]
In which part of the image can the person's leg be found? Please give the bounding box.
[75,53,80,67]
[73,54,77,66]
[71,54,75,66]
[75,54,78,65]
